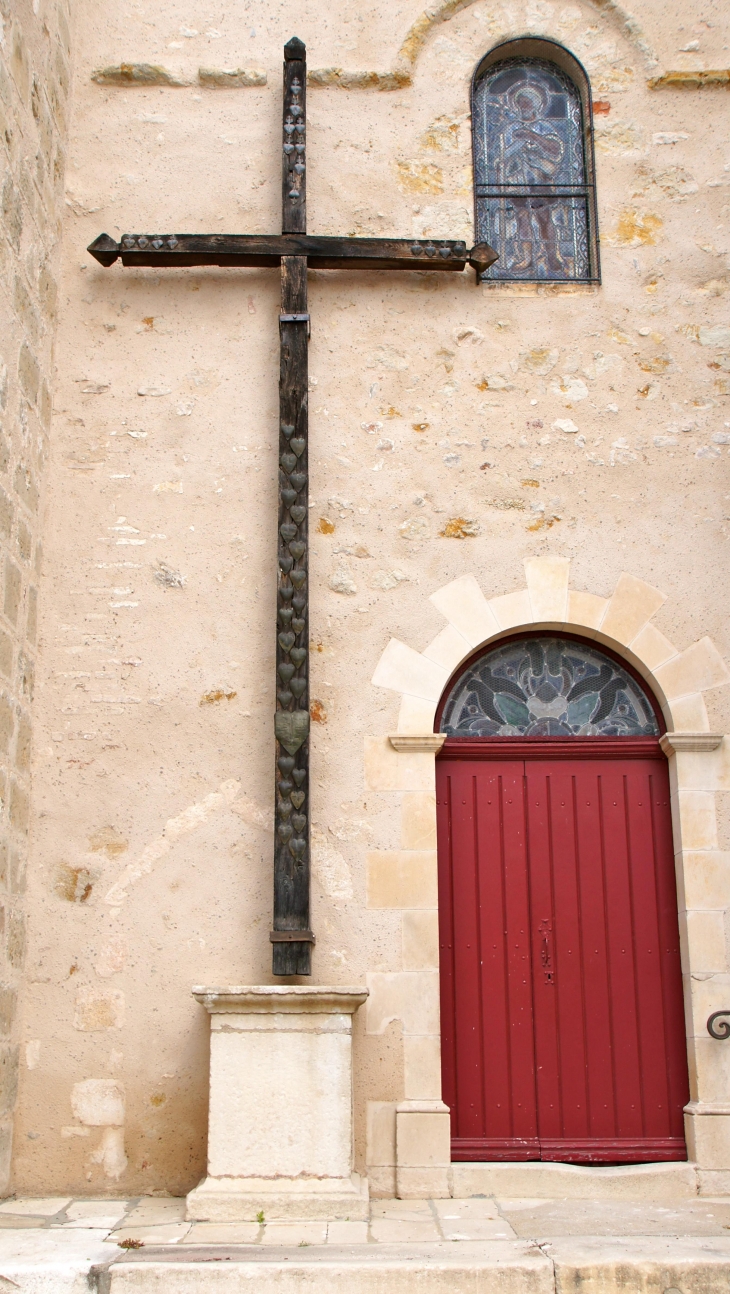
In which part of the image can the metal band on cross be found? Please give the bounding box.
[88,37,497,976]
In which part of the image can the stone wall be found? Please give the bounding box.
[0,0,71,1190]
[8,0,730,1196]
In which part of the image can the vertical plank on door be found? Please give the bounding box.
[438,757,538,1159]
[625,761,687,1145]
[651,765,690,1142]
[527,758,687,1161]
[527,764,591,1147]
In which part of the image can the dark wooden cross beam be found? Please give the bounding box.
[89,37,497,977]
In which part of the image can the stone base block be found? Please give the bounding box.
[186,1173,370,1222]
[450,1160,699,1201]
[685,1106,730,1170]
[396,1166,450,1198]
[368,1166,396,1198]
[698,1169,730,1196]
[395,1101,450,1199]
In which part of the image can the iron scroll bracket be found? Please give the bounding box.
[707,1011,730,1040]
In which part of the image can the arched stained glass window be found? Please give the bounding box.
[472,40,599,283]
[440,637,660,738]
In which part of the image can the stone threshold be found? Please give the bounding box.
[450,1159,702,1200]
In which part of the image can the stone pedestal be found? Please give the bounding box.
[186,986,369,1221]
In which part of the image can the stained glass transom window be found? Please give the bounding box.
[440,638,660,738]
[472,56,597,282]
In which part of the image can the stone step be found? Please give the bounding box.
[451,1159,699,1201]
[93,1239,730,1294]
[4,1194,730,1294]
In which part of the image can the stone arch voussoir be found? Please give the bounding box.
[364,555,730,1198]
[309,0,658,92]
[372,556,729,736]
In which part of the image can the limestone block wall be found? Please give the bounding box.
[0,0,71,1189]
[366,556,730,1196]
[8,0,730,1197]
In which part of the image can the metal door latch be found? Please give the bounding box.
[539,918,554,985]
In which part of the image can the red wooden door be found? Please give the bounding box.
[437,740,688,1164]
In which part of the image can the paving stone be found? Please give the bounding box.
[434,1197,517,1237]
[183,1223,260,1243]
[1,1195,729,1294]
[105,1223,192,1245]
[1,1223,729,1294]
[499,1197,730,1237]
[547,1234,730,1294]
[441,1219,519,1240]
[369,1217,441,1243]
[0,1225,111,1271]
[65,1201,131,1220]
[434,1198,504,1220]
[64,1221,127,1231]
[493,1198,553,1210]
[62,1201,130,1228]
[370,1199,434,1219]
[119,1199,187,1225]
[327,1221,369,1244]
[260,1222,328,1245]
[0,1197,72,1216]
[64,1216,127,1231]
[0,1216,54,1228]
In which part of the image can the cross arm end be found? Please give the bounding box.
[284,36,306,61]
[88,233,119,267]
[468,242,499,277]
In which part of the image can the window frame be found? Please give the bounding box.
[471,37,601,285]
[434,630,665,736]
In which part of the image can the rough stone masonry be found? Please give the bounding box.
[1,0,730,1201]
[0,0,72,1189]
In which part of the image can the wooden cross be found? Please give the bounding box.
[88,37,497,976]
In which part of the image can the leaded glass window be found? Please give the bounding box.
[440,637,659,738]
[472,47,598,283]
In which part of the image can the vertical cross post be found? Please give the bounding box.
[271,38,312,975]
[85,33,495,979]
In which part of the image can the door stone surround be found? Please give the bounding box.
[366,556,730,1198]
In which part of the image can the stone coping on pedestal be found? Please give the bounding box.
[192,985,369,1013]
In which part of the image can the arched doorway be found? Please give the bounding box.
[435,634,689,1165]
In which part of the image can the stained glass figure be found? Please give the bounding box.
[472,56,597,281]
[440,637,660,738]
